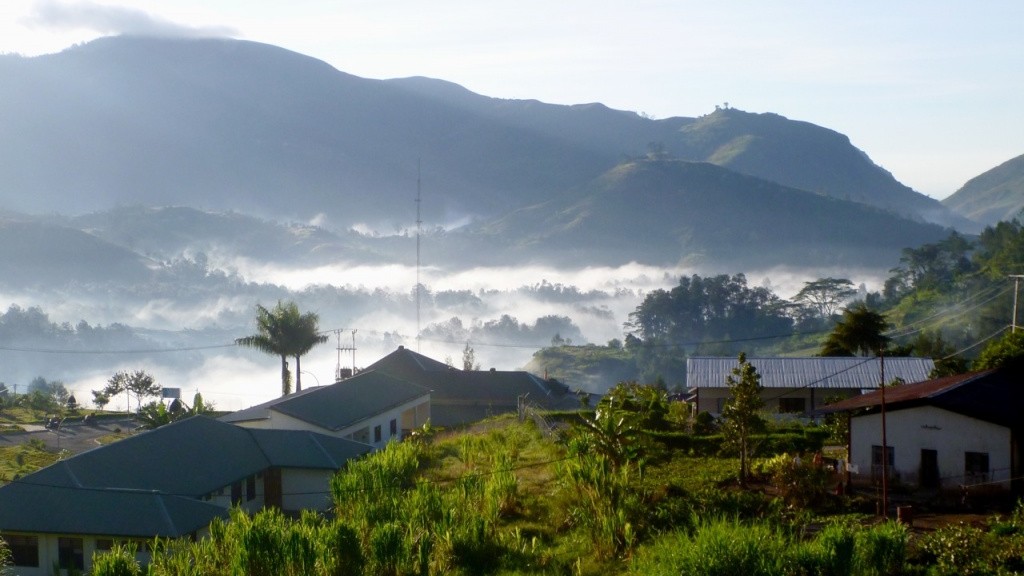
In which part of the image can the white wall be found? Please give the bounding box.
[281,468,335,512]
[850,405,1011,489]
[234,395,430,450]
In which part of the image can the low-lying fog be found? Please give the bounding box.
[1,258,885,412]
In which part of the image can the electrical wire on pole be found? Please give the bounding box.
[1010,275,1024,332]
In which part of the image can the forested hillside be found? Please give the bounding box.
[528,221,1024,391]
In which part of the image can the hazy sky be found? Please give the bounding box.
[2,0,1023,199]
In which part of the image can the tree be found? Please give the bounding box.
[462,341,480,371]
[135,392,215,430]
[27,377,69,408]
[626,273,793,355]
[720,352,765,486]
[96,371,161,413]
[793,277,857,320]
[288,309,329,392]
[236,301,328,395]
[820,303,890,357]
[974,330,1024,369]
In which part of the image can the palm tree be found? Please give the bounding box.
[236,301,328,396]
[290,310,329,392]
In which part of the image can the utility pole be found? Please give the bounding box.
[335,329,358,379]
[1011,275,1024,332]
[879,350,888,519]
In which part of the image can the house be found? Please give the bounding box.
[362,346,587,427]
[220,369,431,447]
[0,416,372,575]
[822,361,1024,494]
[687,356,935,416]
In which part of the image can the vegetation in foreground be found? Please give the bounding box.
[32,382,1016,576]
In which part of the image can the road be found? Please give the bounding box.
[0,417,136,455]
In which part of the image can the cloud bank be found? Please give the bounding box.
[26,0,237,38]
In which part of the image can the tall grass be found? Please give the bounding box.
[557,452,643,559]
[628,518,908,576]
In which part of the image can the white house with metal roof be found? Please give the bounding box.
[687,356,935,416]
[823,362,1024,494]
[220,369,431,447]
[0,416,372,575]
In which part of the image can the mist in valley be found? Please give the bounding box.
[0,240,887,411]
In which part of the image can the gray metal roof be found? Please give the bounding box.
[687,356,935,389]
[0,416,371,537]
[22,416,370,496]
[0,483,228,538]
[220,370,430,431]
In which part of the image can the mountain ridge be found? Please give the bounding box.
[0,35,969,236]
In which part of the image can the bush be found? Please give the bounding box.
[855,521,907,576]
[89,544,142,576]
[629,518,791,576]
[759,453,831,508]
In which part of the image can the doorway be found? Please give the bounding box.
[920,449,939,489]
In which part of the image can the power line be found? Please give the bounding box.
[0,343,237,355]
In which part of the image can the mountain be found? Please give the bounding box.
[465,159,953,269]
[66,206,389,266]
[0,35,966,235]
[942,153,1024,226]
[0,217,155,286]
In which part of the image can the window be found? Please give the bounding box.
[778,398,806,413]
[390,418,398,437]
[871,445,895,483]
[965,452,990,482]
[58,537,84,572]
[246,474,257,501]
[374,424,382,443]
[231,481,242,505]
[95,539,114,552]
[3,534,39,567]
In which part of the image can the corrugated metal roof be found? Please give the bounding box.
[820,362,1024,428]
[687,356,935,389]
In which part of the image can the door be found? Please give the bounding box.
[920,449,939,489]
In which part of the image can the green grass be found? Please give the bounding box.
[0,439,60,483]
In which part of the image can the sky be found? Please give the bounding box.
[2,1,1023,199]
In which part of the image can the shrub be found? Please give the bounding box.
[855,521,907,576]
[759,453,831,508]
[629,518,791,576]
[89,544,142,576]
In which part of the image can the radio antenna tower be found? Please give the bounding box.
[416,159,422,352]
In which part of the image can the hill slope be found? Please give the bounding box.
[468,160,953,269]
[943,153,1024,226]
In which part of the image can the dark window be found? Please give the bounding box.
[3,534,39,567]
[246,474,257,501]
[374,425,382,443]
[965,452,990,482]
[231,481,242,505]
[871,445,895,483]
[390,419,398,437]
[58,537,84,571]
[778,398,806,413]
[95,538,114,552]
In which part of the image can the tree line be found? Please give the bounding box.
[537,219,1024,388]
